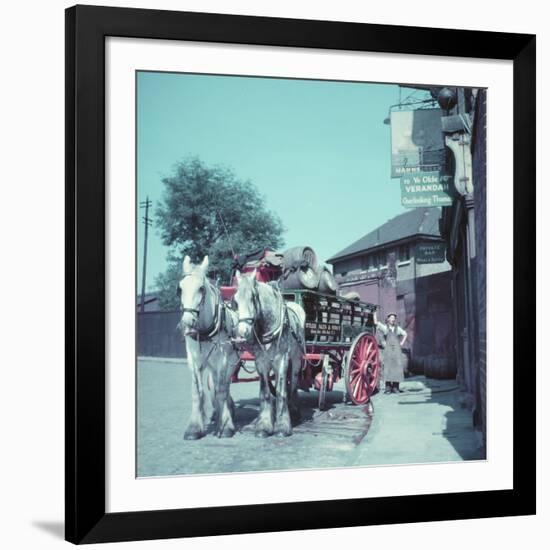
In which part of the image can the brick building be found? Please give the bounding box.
[439,88,487,448]
[327,207,454,367]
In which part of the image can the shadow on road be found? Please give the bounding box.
[230,388,347,433]
[397,375,484,461]
[138,359,374,476]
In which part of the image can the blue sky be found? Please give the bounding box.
[137,71,409,289]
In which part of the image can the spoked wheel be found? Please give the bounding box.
[345,332,381,405]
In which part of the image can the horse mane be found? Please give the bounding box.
[254,279,285,341]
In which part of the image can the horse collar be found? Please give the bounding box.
[255,286,286,345]
[187,281,222,341]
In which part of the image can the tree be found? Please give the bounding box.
[154,157,285,309]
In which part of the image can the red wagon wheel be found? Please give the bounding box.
[345,332,380,405]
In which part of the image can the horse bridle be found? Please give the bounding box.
[178,274,225,342]
[237,283,285,342]
[178,273,207,319]
[236,284,262,327]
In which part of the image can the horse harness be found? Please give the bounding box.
[238,283,292,350]
[180,276,224,341]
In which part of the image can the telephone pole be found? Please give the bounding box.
[139,197,153,313]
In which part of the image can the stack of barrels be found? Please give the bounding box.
[280,246,338,295]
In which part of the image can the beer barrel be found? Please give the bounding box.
[280,265,320,290]
[282,246,318,270]
[317,266,338,294]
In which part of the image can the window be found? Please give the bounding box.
[359,251,389,269]
[361,251,389,270]
[399,244,410,262]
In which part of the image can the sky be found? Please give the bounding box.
[137,71,413,290]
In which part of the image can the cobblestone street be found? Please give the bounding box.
[137,358,484,477]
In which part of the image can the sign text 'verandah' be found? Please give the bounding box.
[400,171,453,208]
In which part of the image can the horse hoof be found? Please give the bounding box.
[183,429,204,441]
[275,427,292,437]
[218,427,236,438]
[255,429,272,438]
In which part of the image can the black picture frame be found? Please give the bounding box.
[65,4,536,544]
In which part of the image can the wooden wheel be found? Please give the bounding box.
[345,332,380,405]
[318,368,329,411]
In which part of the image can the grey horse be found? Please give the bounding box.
[233,270,306,437]
[178,255,238,439]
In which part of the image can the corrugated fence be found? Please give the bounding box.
[137,311,187,358]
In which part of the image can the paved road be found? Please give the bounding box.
[350,377,485,466]
[137,358,483,477]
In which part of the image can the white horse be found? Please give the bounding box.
[233,271,306,437]
[178,255,238,439]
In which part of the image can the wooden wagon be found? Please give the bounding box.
[223,250,381,410]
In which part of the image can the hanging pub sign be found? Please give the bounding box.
[400,170,454,208]
[390,108,445,178]
[415,242,447,264]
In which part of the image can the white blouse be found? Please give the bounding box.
[376,322,407,338]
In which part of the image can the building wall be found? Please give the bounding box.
[338,277,380,304]
[396,258,415,280]
[334,243,451,281]
[438,88,487,453]
[408,271,453,357]
[473,89,487,444]
[415,258,452,278]
[332,256,362,275]
[332,238,453,362]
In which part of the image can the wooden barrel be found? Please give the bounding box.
[424,355,457,380]
[283,246,318,270]
[317,266,338,294]
[280,265,320,290]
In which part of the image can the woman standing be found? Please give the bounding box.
[374,311,408,394]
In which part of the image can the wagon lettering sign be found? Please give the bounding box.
[415,242,447,264]
[305,321,340,336]
[400,171,454,208]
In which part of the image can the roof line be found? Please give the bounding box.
[326,233,444,263]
